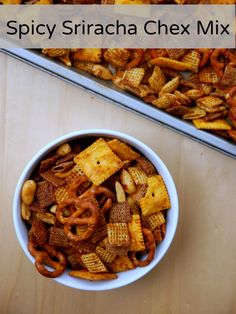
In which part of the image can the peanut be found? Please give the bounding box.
[21,202,31,220]
[21,180,36,205]
[56,143,71,156]
[36,213,55,225]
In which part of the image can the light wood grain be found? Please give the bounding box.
[0,52,236,314]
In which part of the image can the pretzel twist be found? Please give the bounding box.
[63,198,99,242]
[126,49,144,69]
[28,241,67,278]
[225,51,236,63]
[79,184,114,213]
[56,198,80,224]
[101,197,113,213]
[131,228,156,267]
[228,85,236,108]
[210,49,226,77]
[79,184,114,200]
[210,49,236,78]
[196,49,212,68]
[68,175,89,198]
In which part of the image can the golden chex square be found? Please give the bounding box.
[140,175,171,216]
[128,214,145,251]
[107,223,130,247]
[160,76,179,94]
[181,50,200,73]
[183,106,206,120]
[196,96,223,108]
[104,48,130,68]
[198,67,220,84]
[74,138,123,186]
[148,66,166,93]
[54,185,70,204]
[145,211,166,231]
[128,167,148,185]
[121,67,145,88]
[95,246,116,263]
[81,253,108,273]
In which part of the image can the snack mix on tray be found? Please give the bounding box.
[21,138,171,280]
[1,0,235,142]
[41,46,236,143]
[37,0,235,144]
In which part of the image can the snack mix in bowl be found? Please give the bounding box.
[14,130,178,290]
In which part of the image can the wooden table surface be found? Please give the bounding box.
[0,52,236,314]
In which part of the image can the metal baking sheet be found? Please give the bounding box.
[2,48,236,159]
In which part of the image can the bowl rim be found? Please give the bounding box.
[13,129,179,291]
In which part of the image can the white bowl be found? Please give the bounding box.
[13,129,178,291]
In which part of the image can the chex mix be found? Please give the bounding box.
[21,137,170,281]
